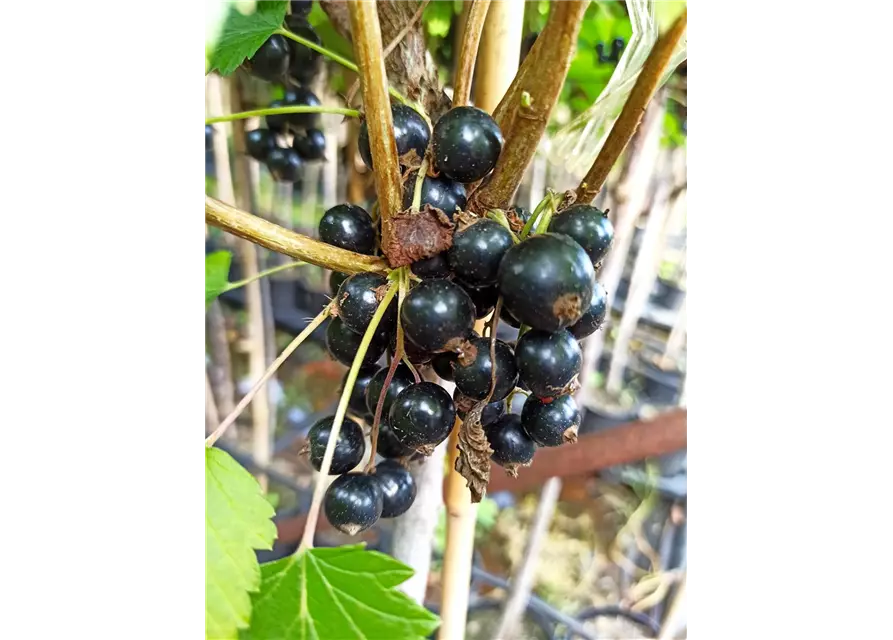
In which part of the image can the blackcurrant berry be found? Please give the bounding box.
[266,146,303,182]
[336,273,397,335]
[547,204,614,265]
[432,106,503,183]
[342,365,379,418]
[360,104,431,170]
[431,351,456,381]
[365,363,415,417]
[401,279,475,352]
[249,35,290,81]
[373,459,417,517]
[498,233,595,332]
[307,416,366,474]
[325,317,387,367]
[329,271,348,295]
[500,305,522,328]
[318,204,376,255]
[520,394,580,447]
[567,281,608,340]
[456,396,506,427]
[290,0,313,17]
[486,414,536,467]
[389,331,434,365]
[266,99,289,134]
[245,128,277,162]
[515,329,582,399]
[388,382,456,449]
[324,473,383,535]
[293,128,326,160]
[205,125,214,151]
[283,85,322,130]
[402,171,467,218]
[459,282,500,319]
[411,253,452,279]
[453,337,518,402]
[284,18,322,81]
[449,220,515,287]
[376,422,414,458]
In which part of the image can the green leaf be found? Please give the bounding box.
[206,251,233,307]
[208,1,289,76]
[206,447,277,640]
[245,545,441,639]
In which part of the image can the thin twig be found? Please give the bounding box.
[452,0,492,107]
[206,105,360,124]
[575,10,687,203]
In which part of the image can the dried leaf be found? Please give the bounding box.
[382,204,454,267]
[455,401,493,503]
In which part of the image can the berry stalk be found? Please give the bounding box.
[205,105,360,124]
[299,283,399,551]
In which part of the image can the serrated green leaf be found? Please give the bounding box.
[245,545,441,639]
[208,1,289,76]
[206,447,277,640]
[206,251,233,307]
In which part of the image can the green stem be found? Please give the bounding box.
[411,158,429,211]
[298,284,399,551]
[224,261,306,292]
[485,209,520,243]
[206,105,360,124]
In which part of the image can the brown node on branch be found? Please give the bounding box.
[382,204,455,267]
[505,207,526,234]
[455,400,493,503]
[557,190,578,212]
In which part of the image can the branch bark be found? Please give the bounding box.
[206,195,389,274]
[452,0,492,107]
[575,9,687,203]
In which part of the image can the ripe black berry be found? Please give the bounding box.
[266,146,303,182]
[318,204,376,255]
[376,422,414,459]
[401,279,475,352]
[498,233,595,332]
[431,351,456,381]
[342,365,378,418]
[373,459,417,517]
[432,106,503,183]
[266,99,288,133]
[325,317,387,367]
[329,271,348,295]
[389,331,434,365]
[206,125,214,151]
[336,273,397,335]
[283,85,321,130]
[448,220,515,287]
[567,281,608,340]
[500,305,522,328]
[486,414,536,467]
[547,204,614,265]
[249,35,290,81]
[388,382,456,449]
[455,398,506,427]
[245,128,277,162]
[520,394,581,447]
[515,329,582,398]
[360,104,431,170]
[293,128,326,160]
[402,171,467,218]
[324,473,383,535]
[365,363,415,417]
[453,337,518,402]
[284,18,322,82]
[307,416,366,474]
[460,283,500,319]
[290,0,313,17]
[411,253,452,279]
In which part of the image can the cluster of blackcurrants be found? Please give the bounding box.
[305,97,613,536]
[243,1,327,182]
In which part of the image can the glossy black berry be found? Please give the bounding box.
[401,279,475,352]
[431,351,456,381]
[374,459,417,517]
[376,422,414,459]
[453,337,518,402]
[389,331,434,365]
[329,271,348,295]
[388,382,456,449]
[521,394,580,447]
[325,317,387,367]
[319,204,376,254]
[432,106,503,183]
[266,146,303,182]
[205,125,214,151]
[500,305,522,328]
[402,171,467,218]
[266,99,288,134]
[342,365,378,418]
[293,128,326,160]
[360,104,431,170]
[460,283,499,319]
[365,363,415,417]
[548,204,614,265]
[411,253,452,279]
[249,35,290,81]
[567,281,608,340]
[336,273,397,335]
[486,414,536,467]
[284,18,322,82]
[454,391,506,427]
[324,473,383,535]
[290,0,313,17]
[307,416,366,474]
[498,233,595,332]
[449,220,515,287]
[283,85,322,129]
[245,128,277,162]
[515,329,582,399]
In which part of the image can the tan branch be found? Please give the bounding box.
[452,0,492,107]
